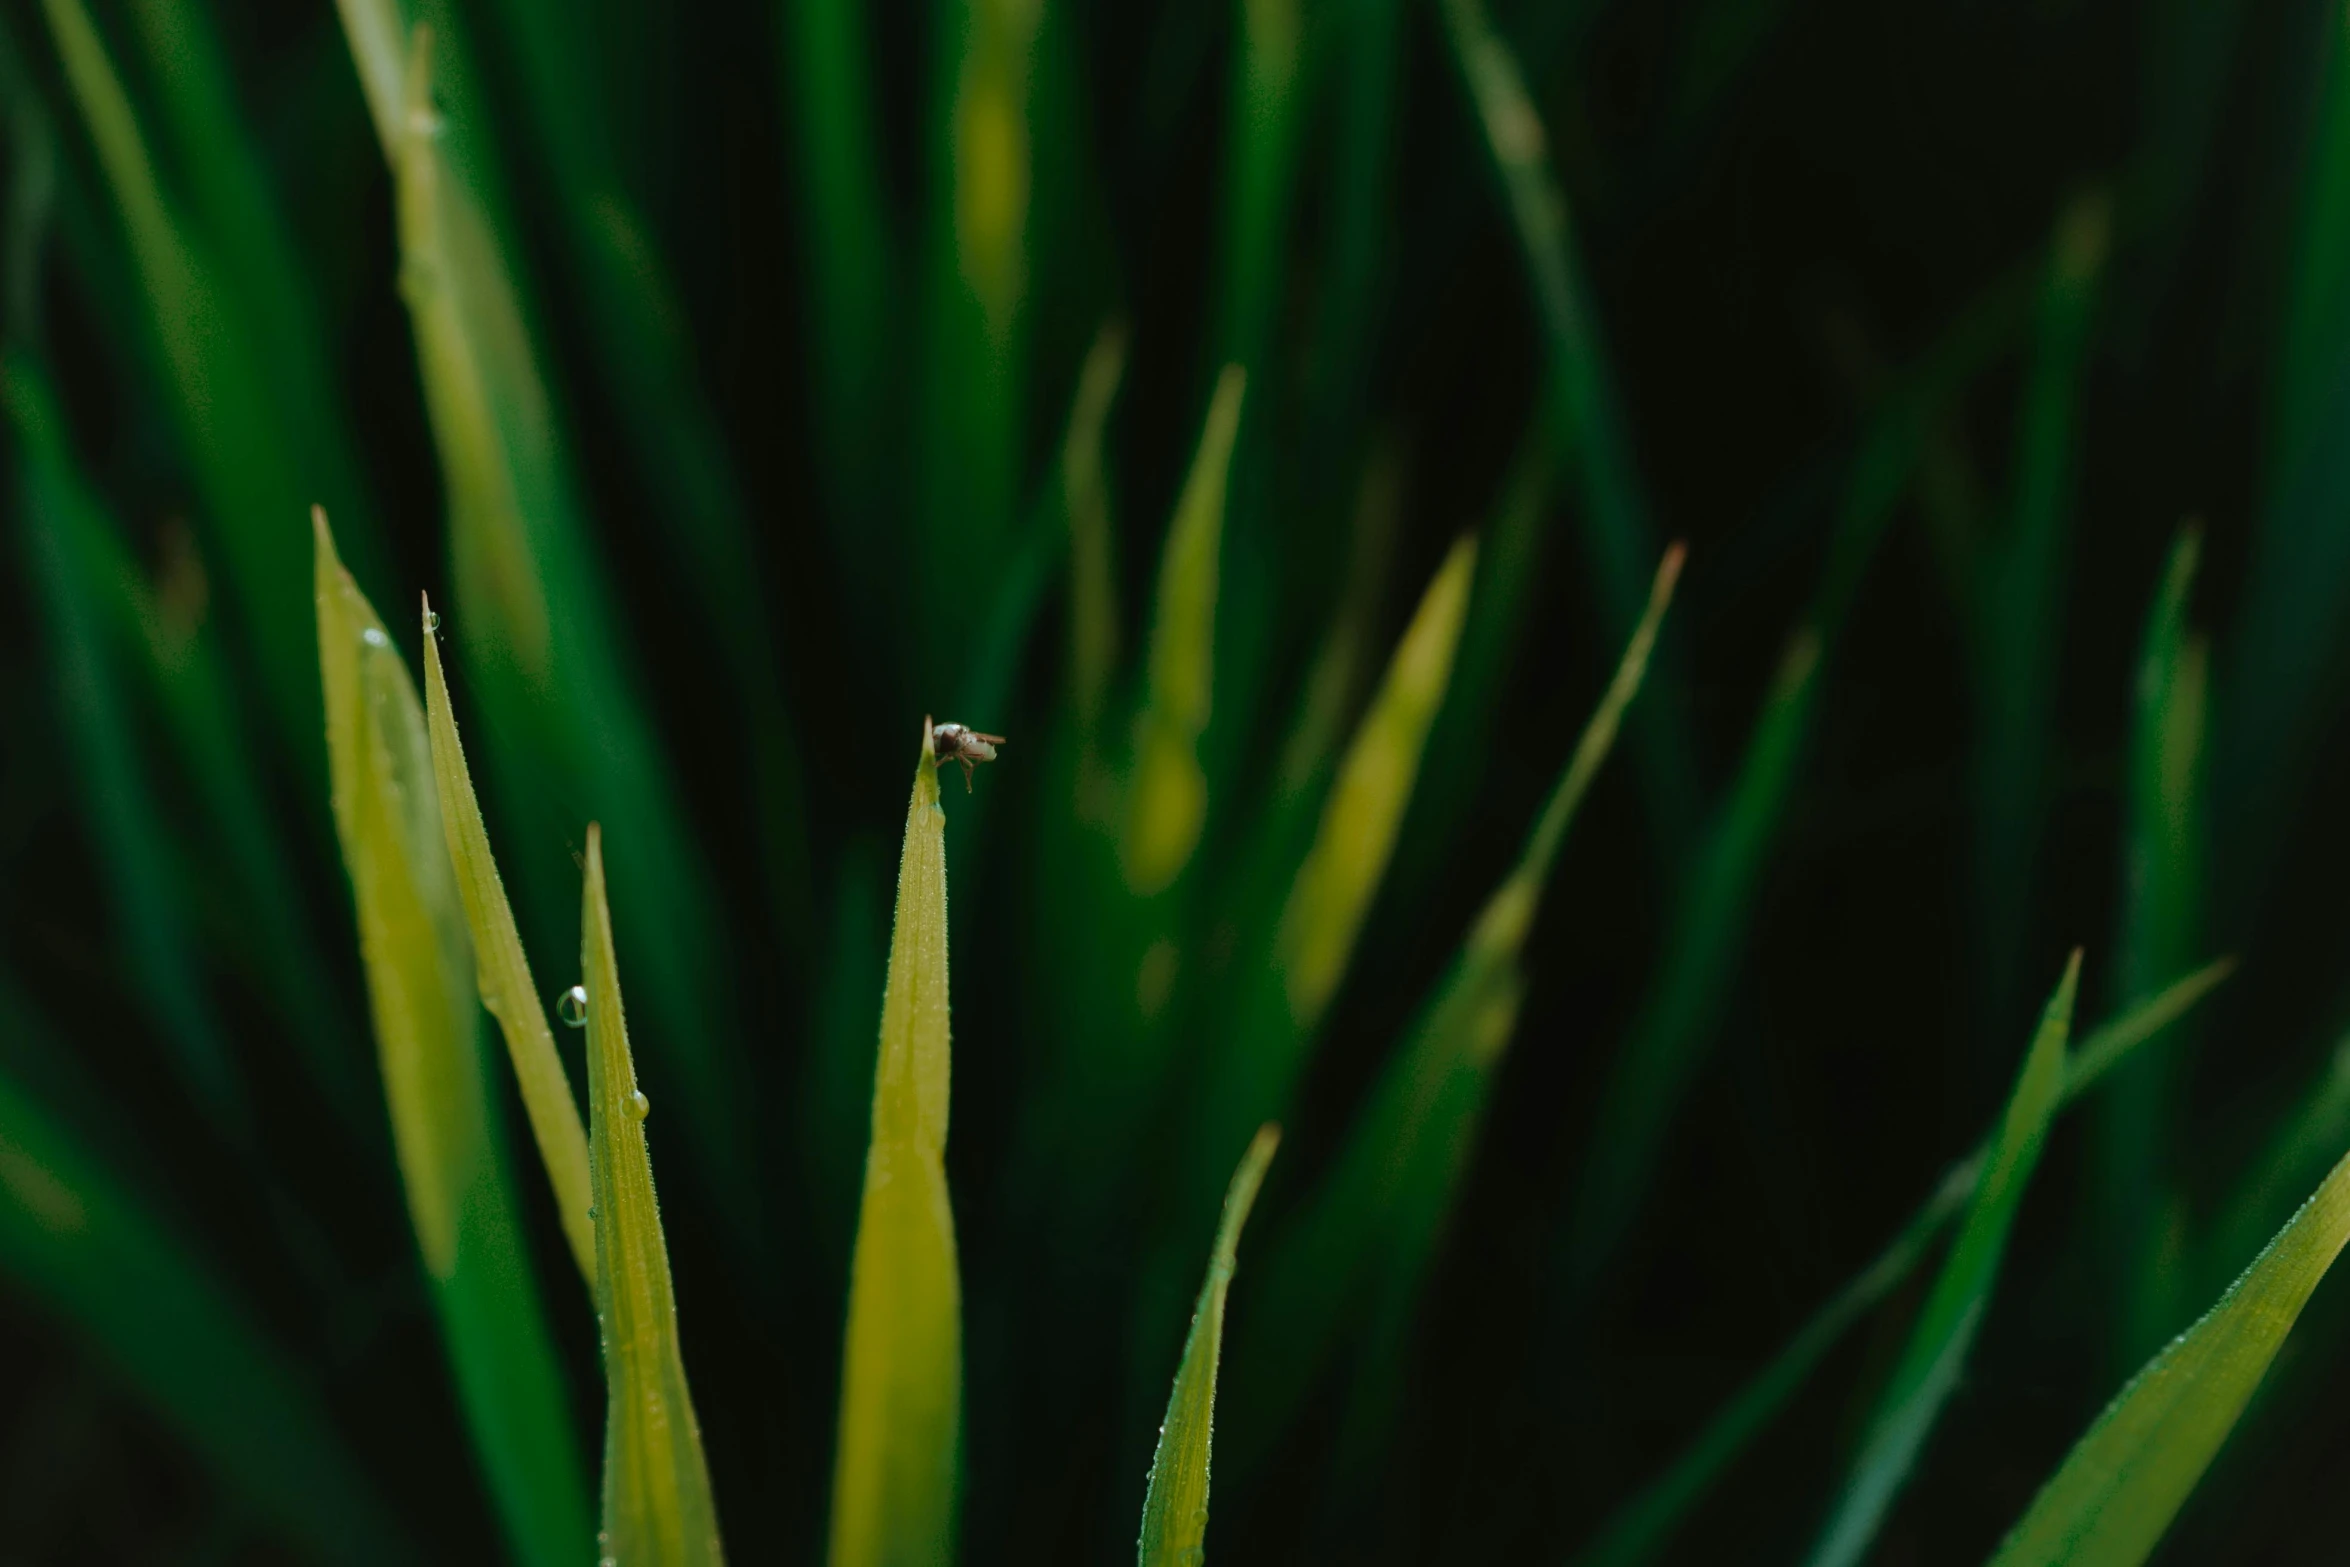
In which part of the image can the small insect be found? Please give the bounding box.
[931,720,1006,792]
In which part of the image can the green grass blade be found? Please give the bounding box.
[2094,524,2207,1370]
[1566,625,1823,1288]
[1138,1124,1280,1567]
[1066,321,1131,728]
[338,12,760,1235]
[315,513,594,1567]
[1276,448,1406,796]
[1235,545,1682,1461]
[828,722,963,1567]
[2208,1030,2350,1289]
[6,352,242,1128]
[422,597,594,1286]
[1801,953,2080,1567]
[1985,1145,2350,1566]
[1432,0,1698,844]
[0,1058,415,1566]
[1973,195,2110,1028]
[1571,957,2234,1567]
[1123,364,1248,895]
[1221,0,1303,373]
[34,0,330,755]
[582,825,727,1565]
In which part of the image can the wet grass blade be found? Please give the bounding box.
[1138,1125,1280,1567]
[1571,958,2236,1567]
[337,11,759,1237]
[0,1058,415,1566]
[1800,954,2080,1567]
[2095,524,2206,1370]
[582,825,726,1564]
[1123,365,1248,895]
[315,513,594,1567]
[6,352,243,1130]
[1985,1141,2350,1567]
[1235,545,1682,1462]
[422,596,594,1285]
[829,723,963,1567]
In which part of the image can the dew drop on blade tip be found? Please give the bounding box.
[423,609,441,633]
[557,984,589,1027]
[624,1089,651,1123]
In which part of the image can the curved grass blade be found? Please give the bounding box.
[422,596,594,1285]
[1801,954,2081,1567]
[1572,956,2235,1567]
[0,1058,415,1566]
[1138,1124,1280,1567]
[828,722,963,1567]
[2208,1028,2350,1290]
[1985,1140,2350,1567]
[1234,545,1682,1465]
[315,513,593,1567]
[1123,365,1247,895]
[582,825,726,1564]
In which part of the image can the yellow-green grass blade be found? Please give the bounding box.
[1985,1143,2350,1566]
[422,597,594,1285]
[582,825,727,1565]
[911,0,1044,683]
[6,351,242,1129]
[336,12,761,1237]
[1572,958,2234,1567]
[0,1056,415,1566]
[2094,524,2207,1372]
[1233,545,1682,1466]
[1973,194,2109,1033]
[829,723,963,1567]
[34,0,343,756]
[315,514,594,1567]
[1432,0,1699,847]
[1185,535,1479,1228]
[1138,1124,1280,1567]
[1801,954,2080,1567]
[1123,364,1248,895]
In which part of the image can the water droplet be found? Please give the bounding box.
[557,984,589,1027]
[423,609,441,633]
[624,1090,651,1123]
[586,1205,598,1221]
[361,626,390,648]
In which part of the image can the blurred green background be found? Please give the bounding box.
[7,0,2350,1559]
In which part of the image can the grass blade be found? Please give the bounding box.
[1123,364,1248,895]
[1570,958,2236,1567]
[315,513,593,1567]
[1985,1144,2350,1566]
[1801,953,2080,1567]
[2207,1029,2350,1290]
[1432,0,1698,845]
[828,721,963,1567]
[1138,1124,1280,1567]
[2094,524,2207,1370]
[1065,321,1131,729]
[0,1058,414,1566]
[1221,0,1303,373]
[422,595,593,1285]
[1235,545,1683,1463]
[582,824,726,1564]
[6,351,242,1129]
